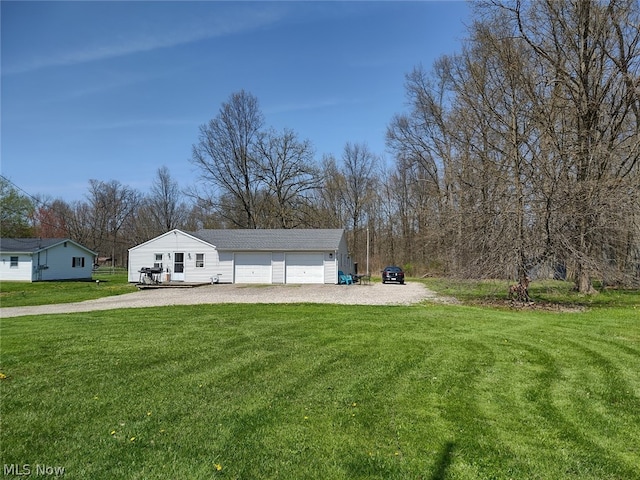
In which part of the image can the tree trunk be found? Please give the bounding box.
[576,265,596,295]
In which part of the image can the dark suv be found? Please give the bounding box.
[381,266,405,284]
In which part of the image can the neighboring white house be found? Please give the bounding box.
[128,229,352,284]
[0,238,97,282]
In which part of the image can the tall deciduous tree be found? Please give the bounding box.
[386,0,640,290]
[341,142,379,258]
[126,167,190,243]
[387,62,460,274]
[147,166,188,232]
[191,90,264,228]
[314,155,348,228]
[254,128,320,228]
[506,0,640,292]
[86,179,140,266]
[34,199,70,238]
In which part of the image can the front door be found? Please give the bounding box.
[173,252,185,281]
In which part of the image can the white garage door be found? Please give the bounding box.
[234,253,272,283]
[286,253,324,284]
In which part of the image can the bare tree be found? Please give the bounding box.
[63,201,93,248]
[191,90,264,228]
[86,179,141,267]
[147,166,188,232]
[387,62,461,274]
[506,0,640,292]
[448,17,542,280]
[386,0,640,290]
[340,142,379,261]
[254,128,320,228]
[313,155,348,228]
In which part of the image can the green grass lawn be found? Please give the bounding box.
[423,277,640,309]
[1,302,639,479]
[0,272,136,307]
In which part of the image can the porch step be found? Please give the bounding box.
[136,282,210,290]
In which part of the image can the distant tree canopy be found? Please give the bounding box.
[385,0,640,292]
[1,176,35,237]
[5,1,639,292]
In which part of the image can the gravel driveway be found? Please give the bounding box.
[1,282,455,318]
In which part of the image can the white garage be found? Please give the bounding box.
[234,252,272,283]
[285,253,324,284]
[128,228,353,285]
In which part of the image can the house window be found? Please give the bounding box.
[195,253,204,268]
[72,257,85,268]
[154,253,163,269]
[10,256,18,268]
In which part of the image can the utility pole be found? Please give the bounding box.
[366,227,370,276]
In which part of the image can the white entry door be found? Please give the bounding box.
[173,252,185,281]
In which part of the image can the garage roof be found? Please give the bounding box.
[190,229,345,251]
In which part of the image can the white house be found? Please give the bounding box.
[0,238,97,282]
[128,229,353,285]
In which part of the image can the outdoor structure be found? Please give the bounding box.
[0,238,97,282]
[127,229,352,285]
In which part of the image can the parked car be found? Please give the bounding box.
[381,266,405,284]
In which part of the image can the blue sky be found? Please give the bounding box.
[1,1,471,202]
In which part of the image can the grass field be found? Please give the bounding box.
[0,271,136,307]
[422,278,640,309]
[1,294,639,479]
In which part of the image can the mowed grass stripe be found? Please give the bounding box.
[1,304,639,479]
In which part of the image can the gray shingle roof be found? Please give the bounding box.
[0,238,96,254]
[0,238,67,253]
[190,229,345,251]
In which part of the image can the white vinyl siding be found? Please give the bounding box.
[41,243,93,281]
[1,254,32,281]
[216,252,233,283]
[127,229,350,285]
[127,230,220,283]
[0,243,94,282]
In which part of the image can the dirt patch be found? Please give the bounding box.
[474,299,588,313]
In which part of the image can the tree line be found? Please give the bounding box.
[2,0,639,293]
[386,0,640,293]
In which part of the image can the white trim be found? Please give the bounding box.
[128,229,215,252]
